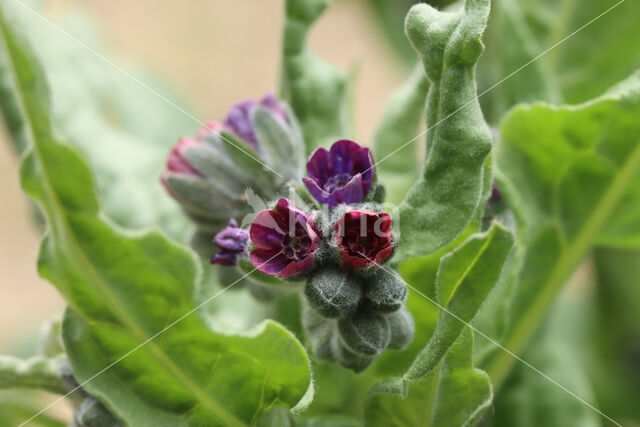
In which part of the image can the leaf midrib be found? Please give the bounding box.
[487,138,640,388]
[0,21,245,427]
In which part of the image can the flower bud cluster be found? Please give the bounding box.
[161,93,304,237]
[243,138,412,371]
[163,97,414,371]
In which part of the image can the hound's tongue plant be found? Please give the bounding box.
[2,0,640,425]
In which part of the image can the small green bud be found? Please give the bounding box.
[331,333,375,373]
[305,267,362,318]
[363,269,407,313]
[386,306,415,350]
[338,309,390,356]
[73,396,122,427]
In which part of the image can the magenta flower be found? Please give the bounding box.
[250,199,321,278]
[210,219,249,266]
[334,210,394,269]
[302,139,374,207]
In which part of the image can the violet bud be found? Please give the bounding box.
[221,92,287,148]
[210,218,249,266]
[303,139,374,207]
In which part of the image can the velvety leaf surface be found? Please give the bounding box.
[366,328,491,427]
[395,0,493,261]
[485,70,640,387]
[479,0,640,123]
[281,0,352,152]
[373,65,428,205]
[0,9,311,426]
[404,223,514,381]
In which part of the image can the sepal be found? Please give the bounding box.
[386,306,415,350]
[305,266,361,318]
[363,269,407,313]
[337,309,391,356]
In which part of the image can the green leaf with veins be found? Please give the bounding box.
[2,1,194,238]
[485,70,640,388]
[281,0,352,152]
[0,8,311,426]
[479,0,640,123]
[394,0,493,262]
[373,65,429,205]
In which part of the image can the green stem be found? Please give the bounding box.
[486,140,640,389]
[0,355,67,395]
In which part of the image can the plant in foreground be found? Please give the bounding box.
[2,0,640,425]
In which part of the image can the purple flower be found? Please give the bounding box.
[302,139,375,207]
[223,92,286,148]
[210,219,249,266]
[249,199,321,278]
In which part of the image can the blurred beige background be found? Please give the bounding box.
[0,0,407,353]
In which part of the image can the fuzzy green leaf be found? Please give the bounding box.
[404,223,514,381]
[485,70,640,388]
[0,9,312,426]
[373,65,429,204]
[395,0,493,261]
[479,0,640,123]
[366,327,491,427]
[281,0,352,152]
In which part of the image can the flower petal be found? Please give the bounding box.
[167,137,202,176]
[279,257,314,278]
[334,173,364,205]
[374,245,394,264]
[302,177,334,205]
[250,210,286,248]
[250,248,290,276]
[306,147,331,184]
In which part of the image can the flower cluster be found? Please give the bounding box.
[242,139,411,372]
[161,93,304,245]
[164,96,412,372]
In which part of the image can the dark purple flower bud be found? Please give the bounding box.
[210,219,249,266]
[249,198,321,278]
[302,139,374,207]
[334,209,394,269]
[489,182,502,205]
[223,92,287,148]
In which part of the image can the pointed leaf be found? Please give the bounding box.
[404,223,514,380]
[395,0,493,261]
